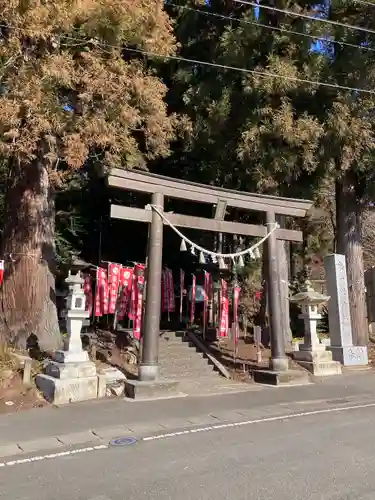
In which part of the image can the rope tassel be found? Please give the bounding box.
[218,257,226,269]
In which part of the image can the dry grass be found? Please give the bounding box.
[0,343,19,384]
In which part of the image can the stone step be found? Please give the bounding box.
[160,357,215,369]
[160,369,218,379]
[160,332,187,341]
[161,361,216,373]
[160,362,217,377]
[158,352,207,361]
[158,331,223,381]
[253,369,310,386]
[159,340,193,348]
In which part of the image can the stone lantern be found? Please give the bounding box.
[36,271,98,405]
[289,281,341,376]
[55,271,90,363]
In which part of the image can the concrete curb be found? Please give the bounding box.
[0,406,292,459]
[2,393,375,460]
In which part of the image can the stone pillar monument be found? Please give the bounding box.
[36,272,98,404]
[290,281,341,376]
[324,254,368,366]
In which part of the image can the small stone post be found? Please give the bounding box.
[325,254,368,366]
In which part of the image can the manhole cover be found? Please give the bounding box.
[109,436,137,447]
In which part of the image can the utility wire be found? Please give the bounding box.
[121,46,375,94]
[1,21,375,95]
[234,0,375,36]
[167,2,375,52]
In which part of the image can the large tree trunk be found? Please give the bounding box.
[0,158,62,351]
[336,173,368,346]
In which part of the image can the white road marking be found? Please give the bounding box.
[142,402,375,441]
[0,445,108,468]
[1,401,375,468]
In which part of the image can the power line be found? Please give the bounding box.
[234,0,375,36]
[0,21,375,95]
[167,2,375,52]
[122,46,375,94]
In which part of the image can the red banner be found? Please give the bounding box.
[0,260,4,287]
[180,269,185,323]
[128,273,136,321]
[83,275,93,317]
[203,271,210,334]
[161,268,175,314]
[219,279,229,338]
[108,263,121,314]
[118,267,134,320]
[190,274,196,325]
[168,270,175,313]
[233,285,241,345]
[133,264,145,340]
[94,267,109,317]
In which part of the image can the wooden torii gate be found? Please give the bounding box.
[107,168,313,383]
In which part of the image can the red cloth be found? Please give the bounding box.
[83,275,93,316]
[233,285,241,344]
[133,264,145,340]
[94,267,109,317]
[108,263,121,314]
[190,274,196,325]
[219,279,229,338]
[118,267,134,320]
[0,260,4,287]
[179,269,185,322]
[203,271,211,332]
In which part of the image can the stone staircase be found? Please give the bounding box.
[158,331,251,396]
[159,331,218,379]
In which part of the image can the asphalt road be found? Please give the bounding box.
[2,403,375,500]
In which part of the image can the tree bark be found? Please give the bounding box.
[336,173,368,346]
[0,158,62,351]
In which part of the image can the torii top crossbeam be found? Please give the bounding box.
[108,167,312,217]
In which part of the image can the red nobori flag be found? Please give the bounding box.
[161,268,175,314]
[219,279,229,338]
[94,267,109,317]
[161,269,168,313]
[83,274,93,316]
[179,269,185,322]
[128,273,136,321]
[0,260,4,287]
[233,285,241,344]
[167,269,175,312]
[190,274,196,325]
[203,271,211,333]
[118,267,134,320]
[133,264,145,340]
[108,263,121,314]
